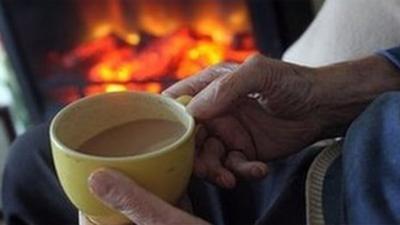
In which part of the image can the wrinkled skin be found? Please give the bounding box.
[80,169,209,225]
[81,54,325,225]
[163,53,324,188]
[80,53,400,225]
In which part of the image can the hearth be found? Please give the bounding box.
[0,0,313,124]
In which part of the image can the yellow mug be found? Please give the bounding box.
[50,92,195,225]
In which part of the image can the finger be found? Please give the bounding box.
[88,169,208,225]
[207,115,256,160]
[233,98,269,152]
[199,138,236,188]
[193,124,208,178]
[162,63,238,98]
[224,151,268,179]
[187,53,270,119]
[195,124,208,149]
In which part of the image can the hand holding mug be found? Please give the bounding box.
[79,169,209,225]
[163,54,326,188]
[51,92,196,224]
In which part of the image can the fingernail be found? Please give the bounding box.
[161,91,171,97]
[218,174,235,189]
[88,169,115,197]
[251,165,268,178]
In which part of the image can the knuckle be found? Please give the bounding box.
[218,62,240,72]
[112,193,138,211]
[245,52,267,65]
[211,62,239,72]
[215,73,236,93]
[186,82,199,93]
[202,62,238,80]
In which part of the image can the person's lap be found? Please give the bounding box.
[2,122,77,225]
[3,92,400,225]
[341,92,400,223]
[308,91,400,224]
[2,122,322,225]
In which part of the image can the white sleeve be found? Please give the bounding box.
[282,0,400,67]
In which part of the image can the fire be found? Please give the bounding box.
[176,40,224,78]
[125,33,141,45]
[84,83,162,96]
[55,0,256,100]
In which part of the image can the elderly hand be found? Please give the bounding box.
[79,169,209,225]
[164,53,396,188]
[163,53,323,188]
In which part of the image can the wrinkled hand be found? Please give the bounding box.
[163,53,326,188]
[80,169,209,225]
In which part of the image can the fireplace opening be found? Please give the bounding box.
[0,0,313,124]
[52,0,256,98]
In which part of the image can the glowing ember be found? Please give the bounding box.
[63,29,254,83]
[53,0,256,100]
[84,82,162,96]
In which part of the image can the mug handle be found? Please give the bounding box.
[175,95,193,106]
[175,95,201,132]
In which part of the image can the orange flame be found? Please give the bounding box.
[57,0,255,99]
[84,83,162,96]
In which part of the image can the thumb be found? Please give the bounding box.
[88,169,208,225]
[187,53,268,119]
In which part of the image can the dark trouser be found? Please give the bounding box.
[3,92,400,225]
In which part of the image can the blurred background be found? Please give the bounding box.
[0,0,324,220]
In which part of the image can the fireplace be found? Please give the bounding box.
[0,0,313,124]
